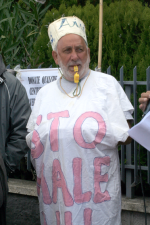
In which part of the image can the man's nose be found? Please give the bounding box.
[70,50,78,61]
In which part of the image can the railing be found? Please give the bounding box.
[107,65,150,198]
[7,64,150,199]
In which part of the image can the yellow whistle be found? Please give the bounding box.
[74,72,79,83]
[74,66,79,83]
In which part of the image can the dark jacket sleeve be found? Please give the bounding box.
[5,78,31,172]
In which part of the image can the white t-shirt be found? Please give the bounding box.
[26,70,134,225]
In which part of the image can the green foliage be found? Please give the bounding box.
[48,0,150,8]
[32,0,150,81]
[0,0,51,67]
[101,0,150,80]
[1,0,149,70]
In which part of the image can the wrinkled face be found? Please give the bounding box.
[52,34,90,82]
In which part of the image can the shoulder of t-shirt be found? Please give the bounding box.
[90,69,118,85]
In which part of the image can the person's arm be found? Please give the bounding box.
[139,91,150,112]
[5,79,31,173]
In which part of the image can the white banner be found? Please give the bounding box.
[16,68,60,109]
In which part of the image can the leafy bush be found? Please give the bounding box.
[45,0,150,8]
[0,0,51,67]
[32,0,150,81]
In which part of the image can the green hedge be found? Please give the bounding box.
[0,0,51,67]
[32,0,150,81]
[44,0,150,8]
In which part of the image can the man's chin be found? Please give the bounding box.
[61,71,74,81]
[60,65,88,81]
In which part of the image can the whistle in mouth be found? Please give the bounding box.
[74,66,79,83]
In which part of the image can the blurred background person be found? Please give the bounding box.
[0,54,31,225]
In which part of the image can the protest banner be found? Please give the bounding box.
[16,68,60,109]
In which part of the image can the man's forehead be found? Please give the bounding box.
[57,34,86,49]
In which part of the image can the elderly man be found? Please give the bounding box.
[26,16,133,225]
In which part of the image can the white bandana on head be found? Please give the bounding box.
[48,16,88,50]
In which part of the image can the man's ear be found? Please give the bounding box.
[52,51,58,65]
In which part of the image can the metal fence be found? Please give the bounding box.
[107,65,150,199]
[8,64,150,199]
